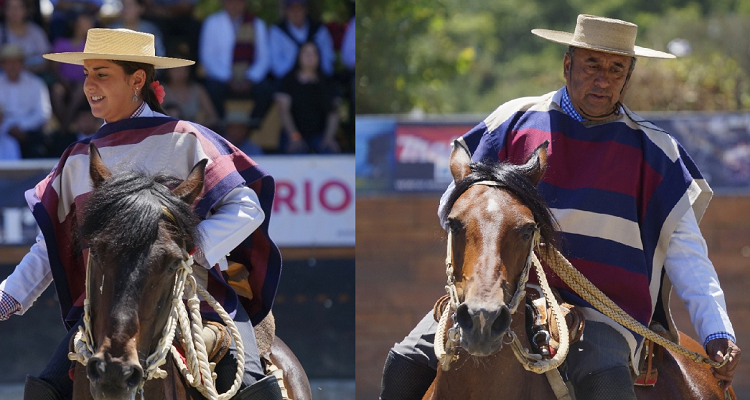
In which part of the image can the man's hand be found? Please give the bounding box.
[706,338,741,391]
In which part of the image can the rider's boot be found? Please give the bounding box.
[574,366,637,400]
[23,376,64,400]
[380,349,436,400]
[231,375,283,400]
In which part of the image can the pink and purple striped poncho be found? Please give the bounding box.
[25,117,281,329]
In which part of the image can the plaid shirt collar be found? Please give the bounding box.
[560,87,586,122]
[101,102,158,127]
[130,101,147,118]
[559,86,623,122]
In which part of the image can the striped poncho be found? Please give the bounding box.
[25,117,281,329]
[460,89,712,362]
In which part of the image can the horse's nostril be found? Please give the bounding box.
[86,357,105,381]
[124,364,144,388]
[455,303,473,331]
[491,305,512,335]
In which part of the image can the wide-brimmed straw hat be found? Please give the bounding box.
[43,28,194,68]
[532,14,675,59]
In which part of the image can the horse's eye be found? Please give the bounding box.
[521,225,537,241]
[447,218,463,234]
[167,259,181,273]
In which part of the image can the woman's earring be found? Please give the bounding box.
[132,88,139,102]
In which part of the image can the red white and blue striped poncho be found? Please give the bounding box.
[460,89,712,360]
[25,117,281,330]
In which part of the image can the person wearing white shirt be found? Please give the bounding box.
[268,0,335,80]
[380,14,740,400]
[0,44,51,159]
[1,28,283,400]
[199,0,273,125]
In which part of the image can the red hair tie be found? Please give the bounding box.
[151,80,165,104]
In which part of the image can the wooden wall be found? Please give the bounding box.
[355,195,750,399]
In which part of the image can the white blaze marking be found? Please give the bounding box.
[479,311,486,331]
[486,198,500,213]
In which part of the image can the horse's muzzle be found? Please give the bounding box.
[455,302,512,356]
[87,355,143,399]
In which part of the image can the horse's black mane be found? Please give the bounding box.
[80,170,202,262]
[441,160,559,249]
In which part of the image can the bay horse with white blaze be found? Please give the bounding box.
[71,143,311,400]
[423,140,735,400]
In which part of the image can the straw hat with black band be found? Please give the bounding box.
[531,14,675,59]
[43,28,194,68]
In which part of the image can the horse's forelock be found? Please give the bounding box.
[443,160,558,249]
[81,170,201,259]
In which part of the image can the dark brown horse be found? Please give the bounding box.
[71,144,311,400]
[423,140,735,400]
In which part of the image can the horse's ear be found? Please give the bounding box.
[172,159,207,205]
[89,143,112,188]
[450,139,472,183]
[522,140,549,185]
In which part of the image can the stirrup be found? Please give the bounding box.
[23,376,64,400]
[634,338,659,386]
[231,375,283,400]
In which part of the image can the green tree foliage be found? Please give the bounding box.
[356,0,750,114]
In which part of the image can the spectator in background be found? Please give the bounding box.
[0,44,51,158]
[0,0,50,76]
[276,41,340,154]
[199,0,272,124]
[48,0,101,42]
[49,12,94,132]
[269,0,334,80]
[108,0,165,57]
[46,102,100,157]
[163,54,219,129]
[223,110,263,156]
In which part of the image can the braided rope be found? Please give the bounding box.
[435,231,462,371]
[142,256,193,382]
[543,247,730,369]
[434,304,455,371]
[506,245,569,374]
[67,254,99,366]
[168,251,245,400]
